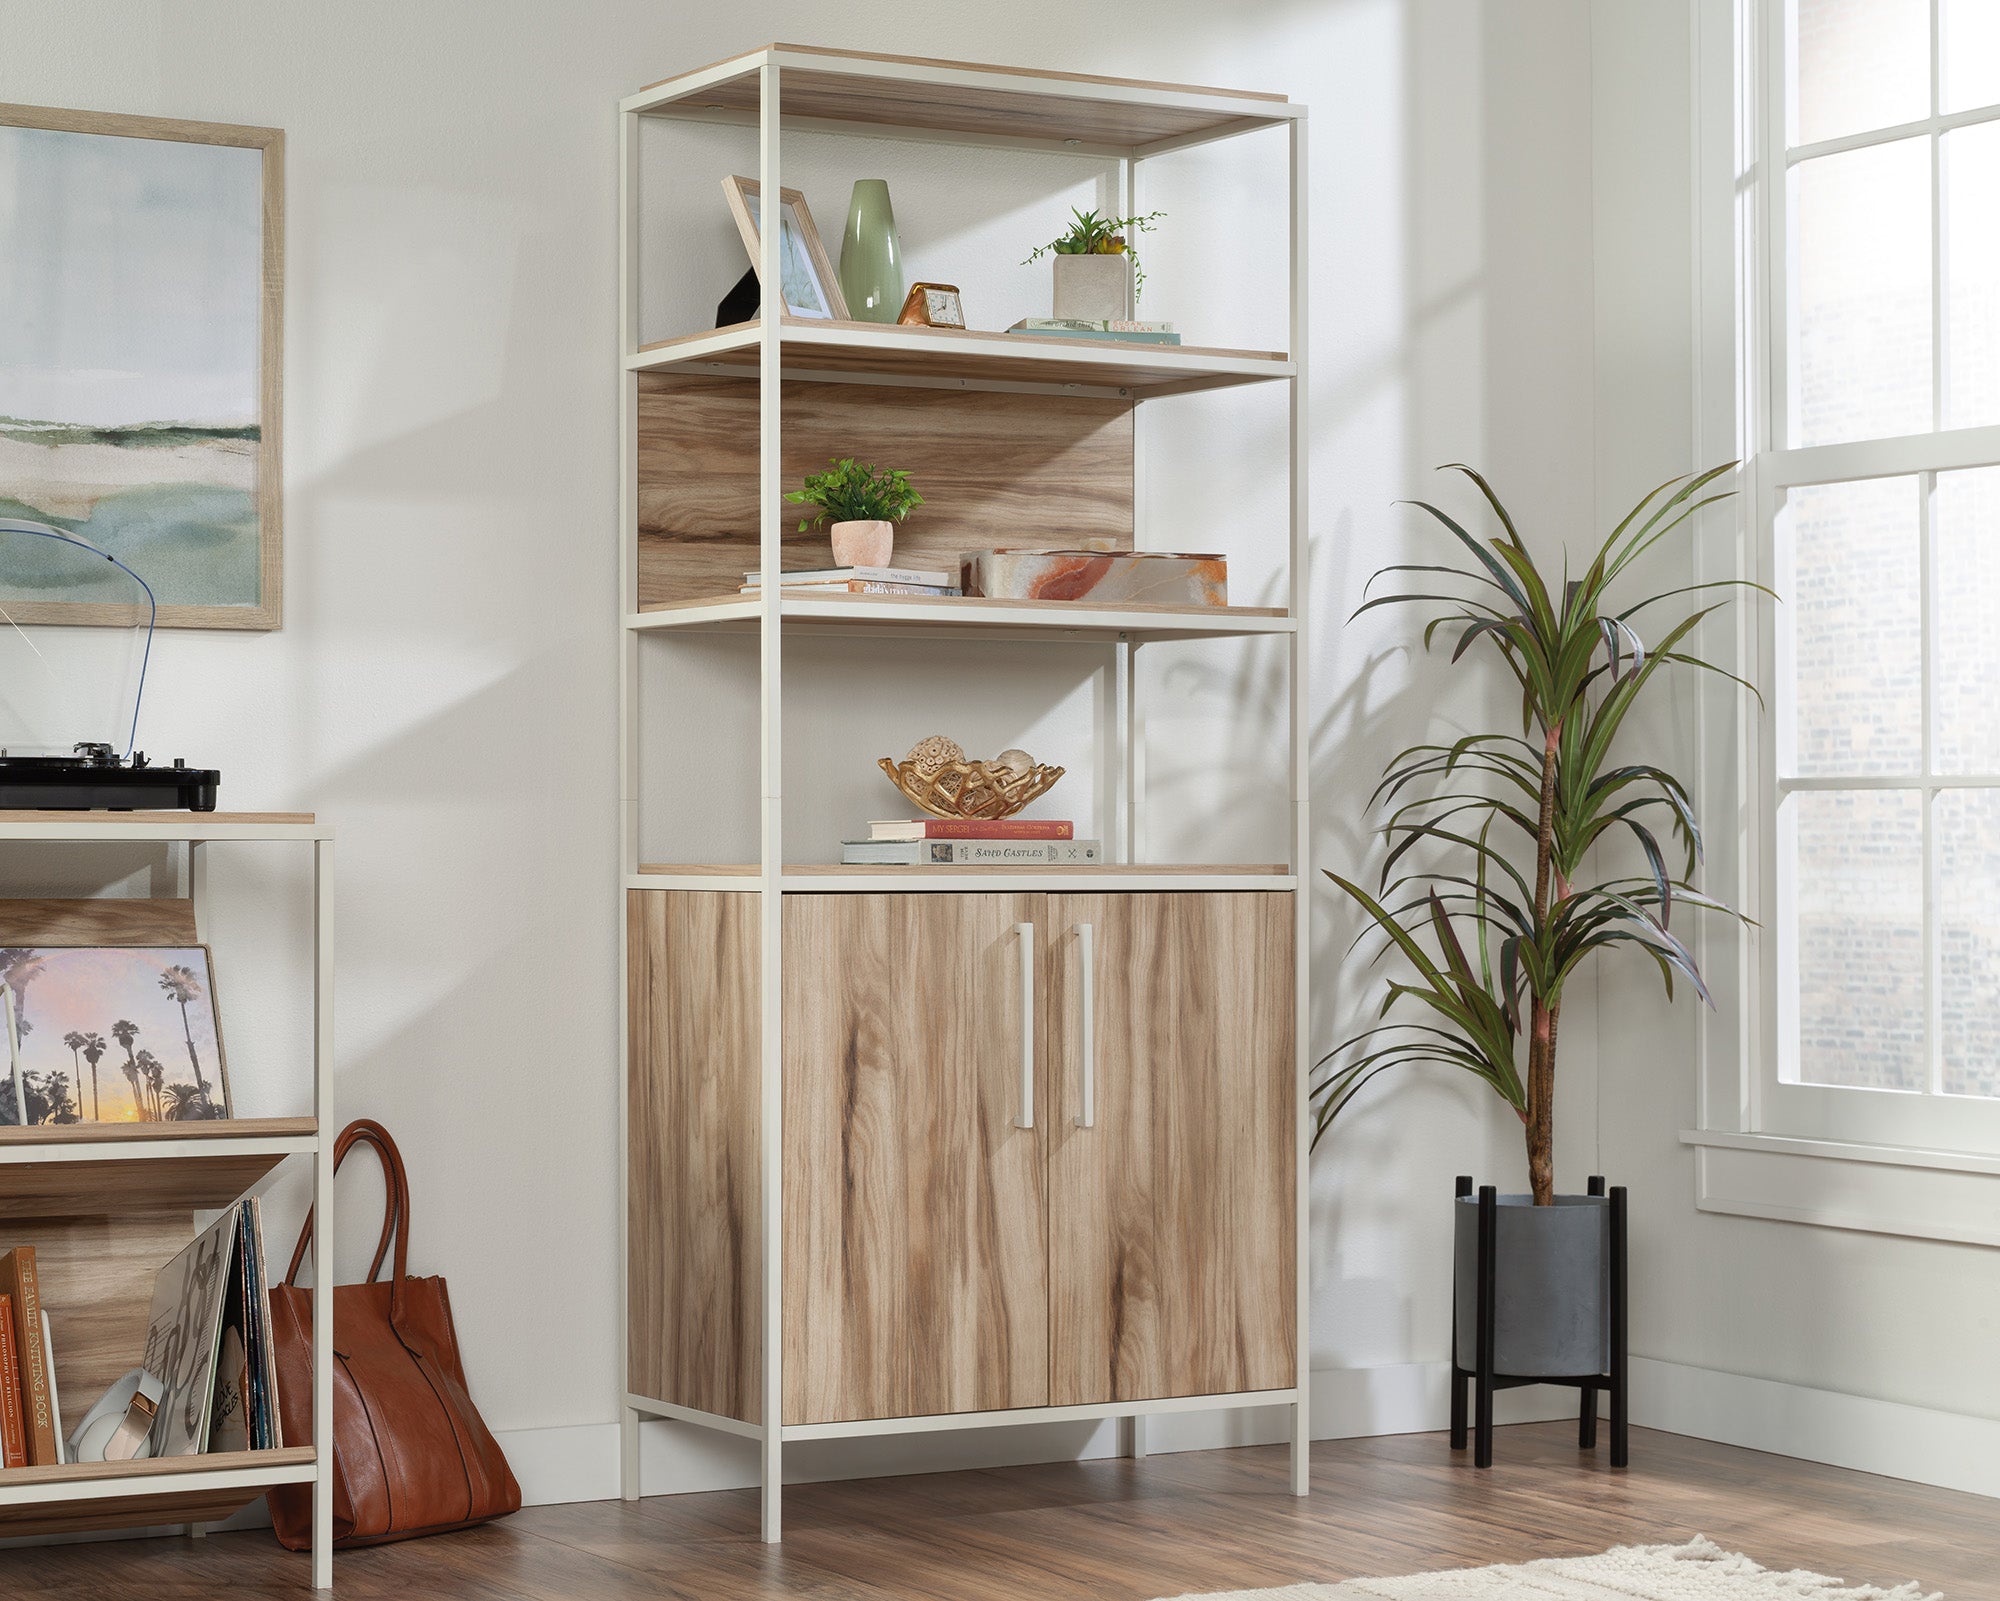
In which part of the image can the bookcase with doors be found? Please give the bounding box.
[615,44,1309,1541]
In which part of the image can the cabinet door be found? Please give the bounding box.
[1045,892,1296,1405]
[783,893,1048,1424]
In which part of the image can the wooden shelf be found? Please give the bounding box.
[0,1447,314,1536]
[629,43,1296,154]
[632,864,1296,892]
[630,593,1292,641]
[631,320,1290,396]
[0,811,326,842]
[0,1118,316,1219]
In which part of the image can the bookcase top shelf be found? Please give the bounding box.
[630,594,1293,642]
[630,320,1291,396]
[626,43,1298,155]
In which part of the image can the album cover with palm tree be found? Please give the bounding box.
[0,946,230,1125]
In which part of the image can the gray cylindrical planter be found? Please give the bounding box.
[1452,1192,1609,1377]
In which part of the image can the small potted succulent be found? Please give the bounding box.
[785,457,924,569]
[1023,207,1166,321]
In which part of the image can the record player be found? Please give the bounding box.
[0,744,220,812]
[1,518,222,812]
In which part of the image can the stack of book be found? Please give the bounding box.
[842,817,1102,866]
[1005,318,1182,346]
[1,1246,61,1468]
[740,566,961,597]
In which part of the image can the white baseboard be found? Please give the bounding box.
[497,1363,1578,1508]
[1630,1356,2000,1501]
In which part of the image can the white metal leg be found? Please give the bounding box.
[619,1406,641,1501]
[312,836,335,1588]
[1122,1415,1150,1459]
[1287,109,1313,1504]
[756,58,787,1546]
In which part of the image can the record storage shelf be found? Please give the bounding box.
[0,811,336,1590]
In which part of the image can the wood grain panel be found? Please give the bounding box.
[637,373,1131,605]
[0,897,197,946]
[0,1210,197,1417]
[0,1151,292,1220]
[1045,892,1294,1405]
[782,893,1046,1424]
[644,46,1287,148]
[626,890,761,1422]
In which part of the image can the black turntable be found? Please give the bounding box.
[0,744,220,812]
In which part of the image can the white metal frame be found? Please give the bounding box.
[614,46,1311,1538]
[1719,0,2000,1155]
[0,815,335,1590]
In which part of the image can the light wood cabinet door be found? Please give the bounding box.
[782,893,1048,1424]
[1044,893,1296,1405]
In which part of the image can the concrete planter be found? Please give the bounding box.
[1052,253,1134,321]
[1452,1192,1610,1377]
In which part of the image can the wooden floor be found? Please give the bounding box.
[1,1423,1987,1598]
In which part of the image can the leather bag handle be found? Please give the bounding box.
[287,1119,414,1323]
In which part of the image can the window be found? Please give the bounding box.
[1754,0,2000,1149]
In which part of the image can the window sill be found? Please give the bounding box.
[1678,1129,2000,1247]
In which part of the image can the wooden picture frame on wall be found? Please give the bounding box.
[720,175,848,321]
[0,103,284,630]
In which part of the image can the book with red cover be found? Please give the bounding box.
[869,818,1074,841]
[0,1249,57,1465]
[0,1292,24,1469]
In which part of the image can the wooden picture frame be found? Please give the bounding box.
[0,103,284,630]
[720,176,848,321]
[0,943,233,1124]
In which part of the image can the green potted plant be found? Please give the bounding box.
[785,457,924,569]
[1022,206,1165,321]
[1315,463,1762,1461]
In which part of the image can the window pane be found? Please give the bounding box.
[1934,466,2000,772]
[1791,789,1925,1089]
[1938,790,2000,1097]
[1943,122,2000,429]
[1791,139,1933,446]
[1942,0,2000,114]
[1790,0,1930,145]
[1780,478,1922,776]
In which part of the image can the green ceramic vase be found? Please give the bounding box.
[839,179,903,323]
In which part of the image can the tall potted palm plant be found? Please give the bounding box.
[1315,463,1760,1460]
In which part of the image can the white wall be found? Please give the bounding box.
[0,0,1604,1502]
[1590,0,2000,1487]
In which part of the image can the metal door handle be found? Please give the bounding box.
[1074,923,1095,1128]
[1015,921,1035,1128]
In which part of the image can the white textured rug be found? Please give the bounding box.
[1155,1536,1941,1601]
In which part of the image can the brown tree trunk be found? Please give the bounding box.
[1525,995,1561,1206]
[1526,721,1564,1206]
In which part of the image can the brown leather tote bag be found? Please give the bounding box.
[267,1119,520,1550]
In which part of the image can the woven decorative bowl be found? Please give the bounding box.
[878,756,1065,821]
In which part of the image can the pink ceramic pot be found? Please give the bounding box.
[830,520,894,568]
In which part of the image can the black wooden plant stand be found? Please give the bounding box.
[1448,1174,1628,1470]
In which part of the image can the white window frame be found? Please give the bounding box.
[1687,0,2000,1236]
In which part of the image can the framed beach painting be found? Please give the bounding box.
[0,104,283,629]
[0,945,231,1125]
